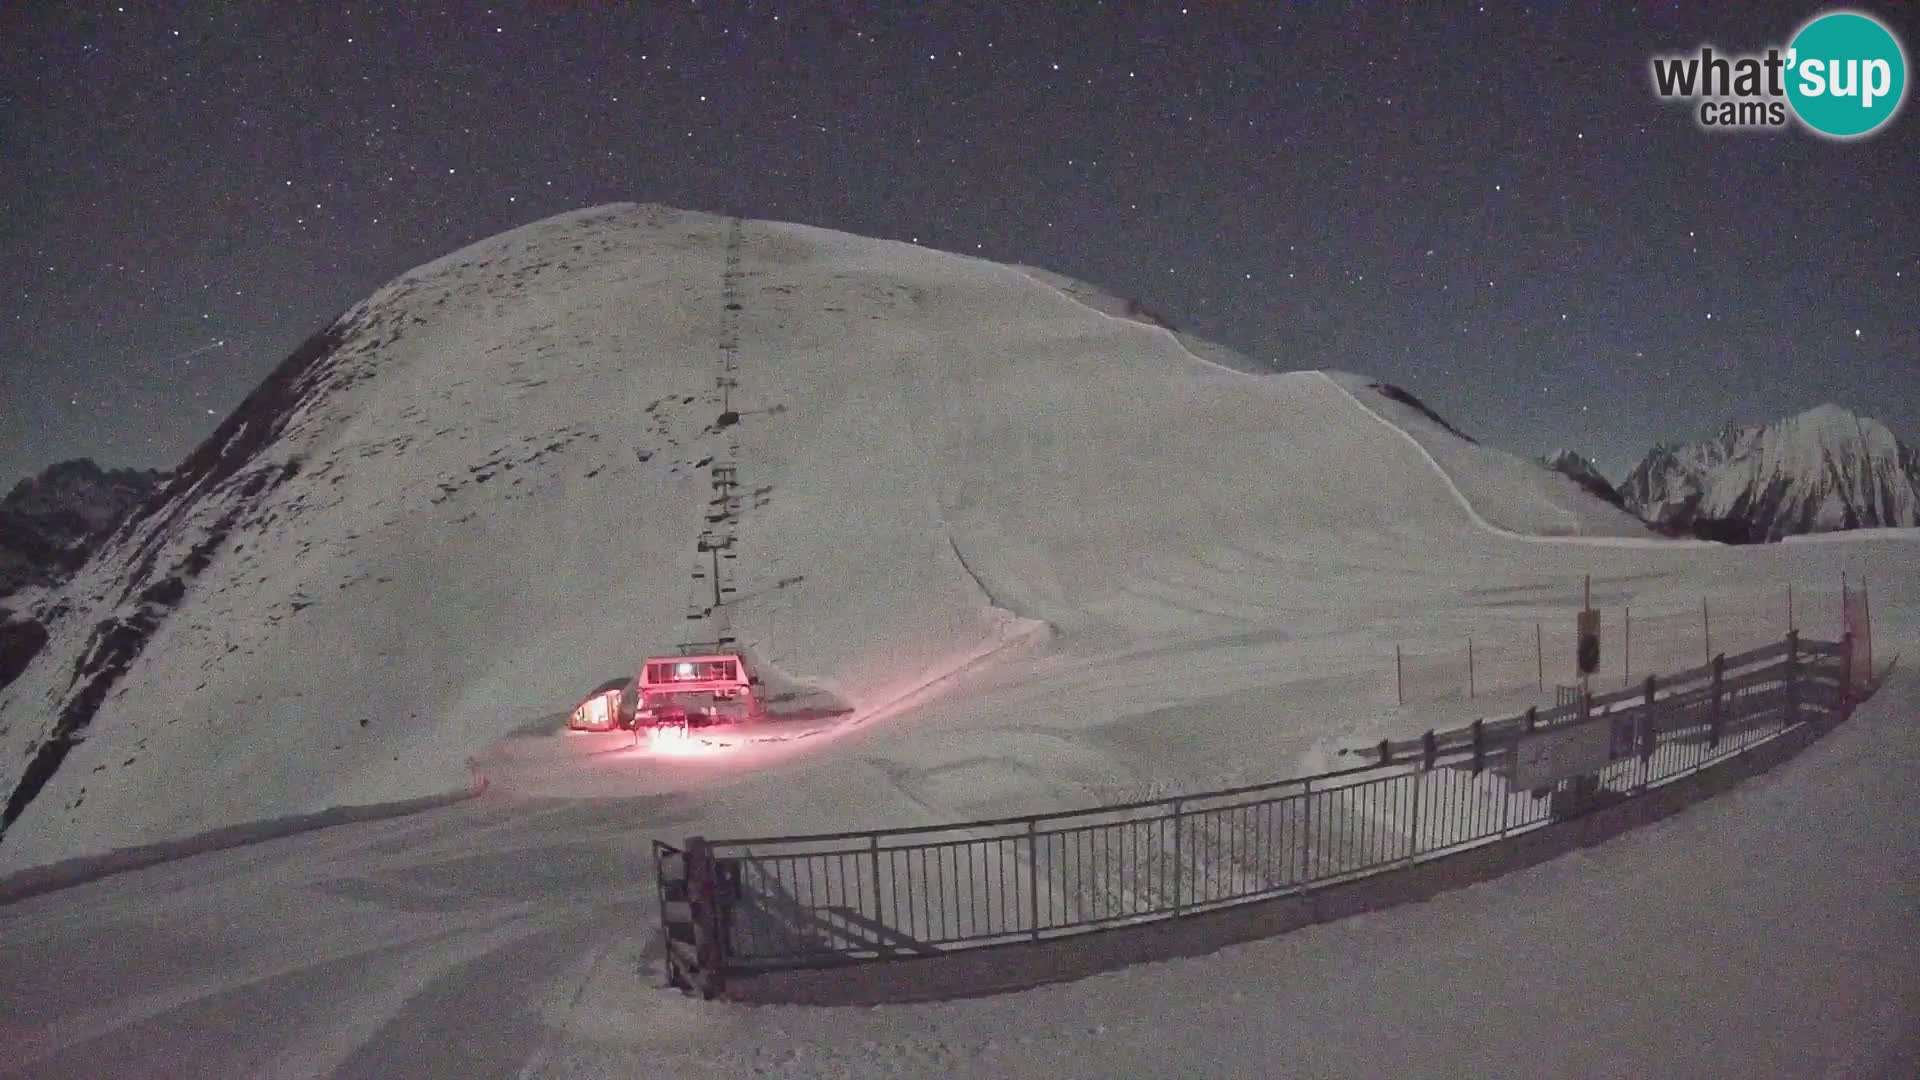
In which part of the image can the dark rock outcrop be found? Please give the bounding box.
[0,460,167,598]
[1366,382,1477,444]
[1,318,347,843]
[1541,449,1625,508]
[0,613,47,692]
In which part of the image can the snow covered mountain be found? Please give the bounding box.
[1620,405,1920,543]
[0,459,165,599]
[2,205,1915,1077]
[0,203,1664,872]
[1540,449,1624,508]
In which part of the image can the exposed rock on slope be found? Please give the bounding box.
[0,459,166,599]
[1541,449,1624,508]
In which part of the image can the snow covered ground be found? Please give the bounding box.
[1,657,1911,1077]
[1,204,1914,1075]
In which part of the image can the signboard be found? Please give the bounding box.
[1513,718,1614,788]
[1577,609,1601,675]
[1609,712,1637,759]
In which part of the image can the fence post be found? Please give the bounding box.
[1408,769,1423,863]
[1471,718,1486,775]
[1702,597,1711,667]
[1638,675,1657,791]
[1536,622,1544,691]
[1026,818,1042,940]
[1708,653,1724,749]
[1839,632,1854,709]
[1467,637,1475,700]
[1624,605,1632,687]
[868,832,883,938]
[1862,579,1873,674]
[1785,630,1800,728]
[1300,777,1314,883]
[1171,798,1184,916]
[1498,747,1512,837]
[1786,583,1794,633]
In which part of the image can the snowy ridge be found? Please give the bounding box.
[1010,265,1277,376]
[1318,373,1686,547]
[1621,404,1920,541]
[1014,273,1653,545]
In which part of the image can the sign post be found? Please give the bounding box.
[1577,603,1601,719]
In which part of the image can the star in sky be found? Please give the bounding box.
[0,2,1913,484]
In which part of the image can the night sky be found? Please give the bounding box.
[3,2,1915,487]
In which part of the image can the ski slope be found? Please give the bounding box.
[1,204,1915,1075]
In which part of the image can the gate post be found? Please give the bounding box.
[657,839,725,999]
[685,836,726,999]
[656,842,693,993]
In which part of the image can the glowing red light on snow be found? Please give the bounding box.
[646,725,720,756]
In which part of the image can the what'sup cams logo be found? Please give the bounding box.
[1651,9,1907,138]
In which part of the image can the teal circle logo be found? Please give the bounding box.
[1786,11,1907,138]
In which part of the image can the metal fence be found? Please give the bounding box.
[1394,584,1860,707]
[656,632,1859,987]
